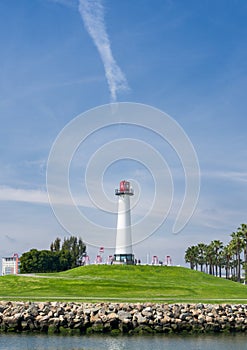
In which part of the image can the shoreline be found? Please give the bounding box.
[1,301,247,335]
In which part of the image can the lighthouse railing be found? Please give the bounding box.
[115,188,134,195]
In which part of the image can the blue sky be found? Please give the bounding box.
[1,0,247,267]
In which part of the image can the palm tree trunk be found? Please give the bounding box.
[215,262,218,277]
[244,246,247,285]
[237,251,241,283]
[225,259,229,279]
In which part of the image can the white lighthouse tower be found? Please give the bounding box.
[114,180,135,265]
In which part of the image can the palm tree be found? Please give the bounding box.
[211,240,224,277]
[238,223,247,284]
[218,248,227,278]
[197,243,207,272]
[222,244,233,279]
[230,231,244,282]
[185,246,199,270]
[205,243,215,275]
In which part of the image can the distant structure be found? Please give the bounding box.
[81,253,90,266]
[152,255,159,265]
[114,180,135,265]
[150,255,172,266]
[165,255,172,266]
[2,254,19,275]
[107,255,114,265]
[95,255,103,264]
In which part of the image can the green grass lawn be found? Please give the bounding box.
[0,265,247,303]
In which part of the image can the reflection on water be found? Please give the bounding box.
[0,334,247,350]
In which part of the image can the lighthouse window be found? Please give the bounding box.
[126,255,134,261]
[117,254,134,262]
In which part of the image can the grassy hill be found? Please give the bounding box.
[0,265,247,303]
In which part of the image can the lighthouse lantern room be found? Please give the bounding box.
[114,180,135,265]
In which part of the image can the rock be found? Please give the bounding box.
[0,306,6,313]
[107,312,118,320]
[122,318,132,324]
[180,312,190,321]
[39,315,50,322]
[49,317,60,326]
[156,311,163,317]
[206,316,213,323]
[100,315,108,323]
[83,309,91,315]
[2,301,247,335]
[48,311,54,317]
[198,314,205,320]
[142,310,153,318]
[160,315,171,324]
[135,313,147,324]
[90,306,102,315]
[144,306,152,312]
[13,313,22,320]
[90,314,100,323]
[118,311,132,321]
[28,306,39,317]
[38,303,46,310]
[108,304,116,312]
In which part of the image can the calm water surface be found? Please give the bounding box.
[1,334,247,350]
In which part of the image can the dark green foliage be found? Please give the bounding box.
[20,236,86,273]
[185,223,247,284]
[59,236,86,269]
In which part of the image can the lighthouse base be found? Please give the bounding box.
[113,254,135,265]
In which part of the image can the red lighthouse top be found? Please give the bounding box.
[115,180,134,196]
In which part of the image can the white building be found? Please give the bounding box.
[2,254,19,275]
[114,180,135,265]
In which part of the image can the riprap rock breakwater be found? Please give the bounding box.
[1,301,247,335]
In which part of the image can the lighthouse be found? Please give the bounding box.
[114,180,135,265]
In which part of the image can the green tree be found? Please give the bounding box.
[205,243,215,276]
[61,236,86,268]
[185,246,199,270]
[197,243,207,272]
[222,244,233,280]
[230,231,243,282]
[211,240,224,277]
[184,223,247,284]
[58,249,73,271]
[238,223,247,284]
[51,237,61,252]
[20,236,86,273]
[20,249,40,273]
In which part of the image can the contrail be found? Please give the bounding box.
[78,0,129,102]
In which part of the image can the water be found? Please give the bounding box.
[0,334,247,350]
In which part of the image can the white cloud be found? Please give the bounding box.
[78,0,129,102]
[0,186,49,205]
[203,170,247,183]
[0,185,95,208]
